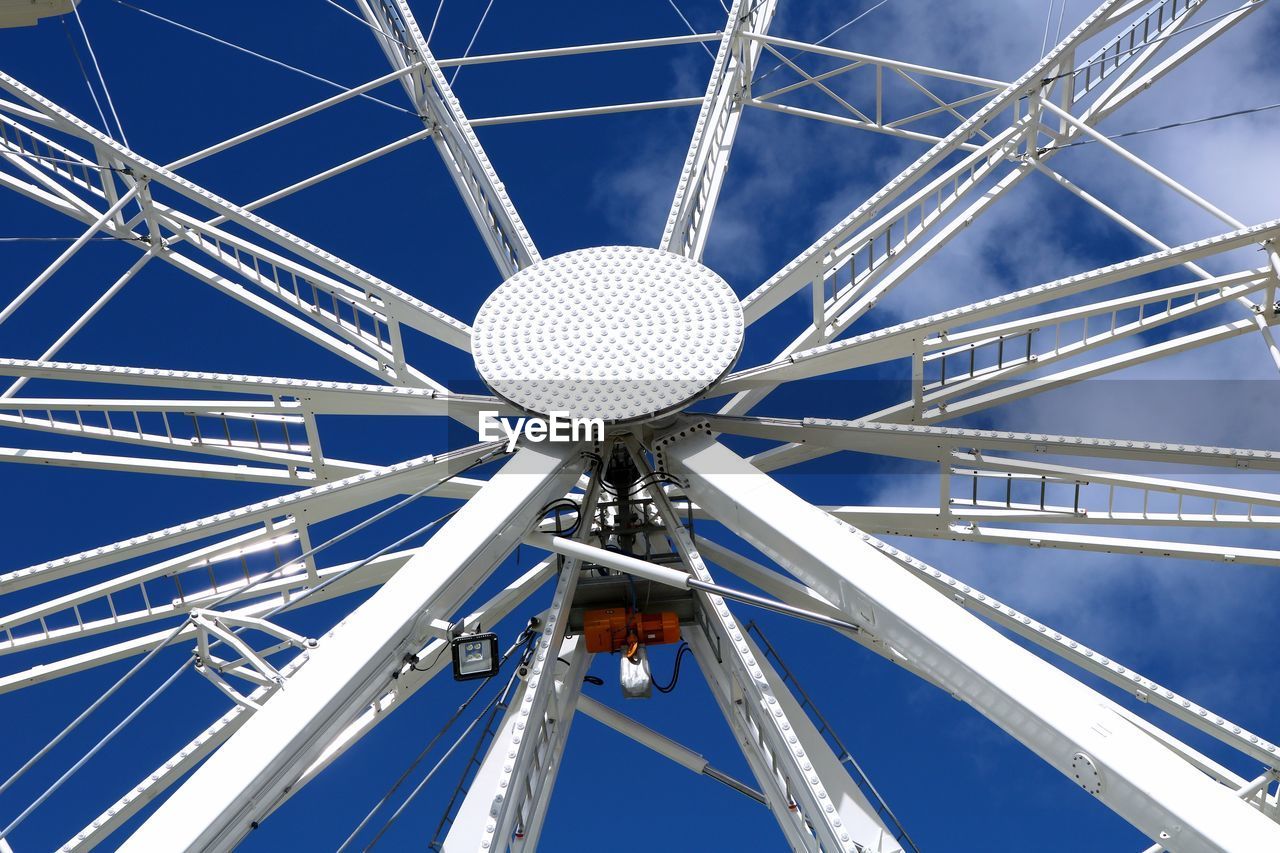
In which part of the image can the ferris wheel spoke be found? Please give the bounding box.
[0,545,422,696]
[726,0,1259,419]
[699,527,1280,781]
[0,445,328,485]
[0,357,506,416]
[356,0,540,278]
[620,440,907,852]
[660,0,777,261]
[839,516,1280,567]
[0,441,498,596]
[874,316,1256,424]
[117,443,585,850]
[713,416,1280,473]
[751,37,1008,143]
[61,556,557,852]
[659,429,1280,850]
[0,74,472,377]
[728,212,1280,395]
[852,530,1280,774]
[0,398,358,475]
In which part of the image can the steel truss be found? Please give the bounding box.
[0,0,1278,851]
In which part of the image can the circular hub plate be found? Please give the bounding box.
[472,246,744,423]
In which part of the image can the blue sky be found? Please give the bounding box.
[0,0,1278,850]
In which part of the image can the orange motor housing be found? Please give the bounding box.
[583,608,680,654]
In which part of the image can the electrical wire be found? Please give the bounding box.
[360,632,538,850]
[337,627,535,852]
[362,684,508,850]
[71,1,129,145]
[110,0,414,115]
[1052,0,1068,47]
[1040,101,1280,151]
[652,642,691,694]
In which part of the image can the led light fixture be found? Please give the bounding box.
[450,632,499,681]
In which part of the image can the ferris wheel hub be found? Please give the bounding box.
[472,245,744,423]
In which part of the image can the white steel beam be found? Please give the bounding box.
[697,533,1280,786]
[831,528,1280,771]
[0,547,406,695]
[0,442,500,593]
[626,440,897,852]
[164,63,429,170]
[574,695,767,804]
[469,97,704,127]
[57,558,555,852]
[709,416,1280,473]
[660,429,1280,852]
[0,446,316,485]
[726,0,1240,419]
[0,71,473,355]
[435,33,723,67]
[119,443,584,850]
[356,0,540,277]
[0,358,507,416]
[662,0,777,261]
[443,635,591,852]
[443,458,604,851]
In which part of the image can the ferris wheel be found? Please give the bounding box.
[0,0,1277,849]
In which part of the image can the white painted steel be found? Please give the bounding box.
[0,0,1276,849]
[473,246,743,422]
[663,430,1280,852]
[119,444,584,850]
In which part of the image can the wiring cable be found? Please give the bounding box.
[427,0,446,44]
[652,642,691,694]
[337,627,534,851]
[320,0,404,43]
[361,684,508,850]
[1039,101,1280,151]
[359,635,537,850]
[0,657,192,841]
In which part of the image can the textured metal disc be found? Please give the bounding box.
[472,246,744,423]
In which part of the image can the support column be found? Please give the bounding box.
[661,428,1280,853]
[120,443,585,851]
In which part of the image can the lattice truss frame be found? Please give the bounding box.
[0,0,1277,850]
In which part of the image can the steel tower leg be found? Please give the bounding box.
[441,604,591,851]
[119,443,586,851]
[625,438,890,852]
[661,428,1280,853]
